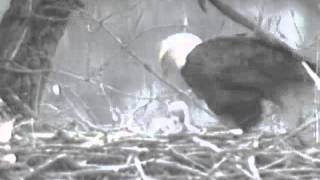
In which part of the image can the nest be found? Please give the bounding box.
[1,117,320,180]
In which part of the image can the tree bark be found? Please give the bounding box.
[0,0,84,120]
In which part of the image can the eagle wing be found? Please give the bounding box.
[181,36,313,130]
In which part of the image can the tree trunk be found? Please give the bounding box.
[0,0,84,120]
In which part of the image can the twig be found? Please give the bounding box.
[289,9,304,43]
[291,150,320,163]
[248,155,261,180]
[260,167,320,174]
[2,88,39,119]
[0,62,161,101]
[192,136,223,153]
[78,8,220,121]
[60,164,138,177]
[134,156,155,180]
[208,156,228,175]
[167,146,208,171]
[259,156,288,170]
[148,159,210,178]
[105,137,168,147]
[282,118,316,141]
[23,154,80,180]
[235,163,256,179]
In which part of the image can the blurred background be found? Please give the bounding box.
[1,0,319,131]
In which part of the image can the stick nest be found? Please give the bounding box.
[1,119,320,180]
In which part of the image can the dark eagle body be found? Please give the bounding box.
[160,34,316,131]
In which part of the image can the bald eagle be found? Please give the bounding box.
[159,33,317,131]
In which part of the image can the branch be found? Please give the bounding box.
[207,0,312,63]
[78,9,219,120]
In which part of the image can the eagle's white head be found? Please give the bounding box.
[159,33,202,69]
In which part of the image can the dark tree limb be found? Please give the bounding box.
[207,0,312,64]
[0,0,84,120]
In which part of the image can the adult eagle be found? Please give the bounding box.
[159,33,316,131]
